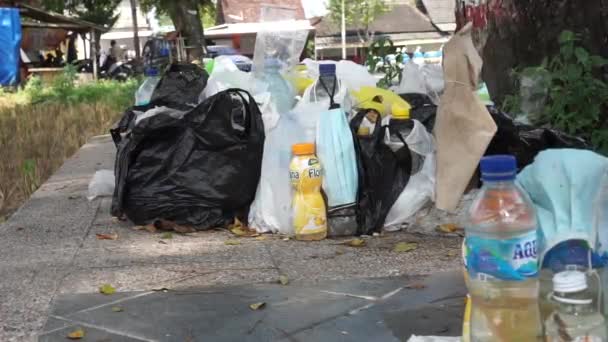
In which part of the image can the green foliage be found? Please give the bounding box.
[366,37,403,89]
[20,67,139,109]
[200,3,216,28]
[327,0,389,42]
[503,30,608,154]
[41,0,121,29]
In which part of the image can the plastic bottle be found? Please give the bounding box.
[135,67,161,106]
[314,63,338,107]
[261,58,295,113]
[289,143,327,241]
[544,270,607,341]
[465,155,542,342]
[387,103,424,174]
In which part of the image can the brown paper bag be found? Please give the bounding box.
[434,22,497,212]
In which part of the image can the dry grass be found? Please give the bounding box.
[0,81,136,219]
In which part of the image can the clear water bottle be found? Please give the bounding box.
[314,63,338,108]
[261,58,294,113]
[387,103,424,175]
[464,155,542,342]
[544,270,606,341]
[135,67,161,106]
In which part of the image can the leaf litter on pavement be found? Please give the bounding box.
[229,218,259,237]
[67,327,85,339]
[99,284,116,295]
[249,302,266,310]
[393,242,418,253]
[96,232,118,240]
[278,275,289,285]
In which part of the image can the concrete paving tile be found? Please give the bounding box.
[0,267,70,342]
[39,323,145,342]
[50,283,368,341]
[57,263,279,294]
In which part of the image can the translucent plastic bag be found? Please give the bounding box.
[421,63,444,104]
[302,59,377,93]
[383,120,436,230]
[199,56,254,101]
[88,170,115,201]
[248,106,321,234]
[392,61,427,94]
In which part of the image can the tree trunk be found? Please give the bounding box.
[130,0,141,59]
[165,0,205,61]
[455,0,608,104]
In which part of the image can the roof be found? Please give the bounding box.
[205,20,314,37]
[315,31,448,50]
[315,4,439,38]
[217,0,305,24]
[419,0,455,31]
[18,3,108,32]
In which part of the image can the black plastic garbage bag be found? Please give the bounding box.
[485,106,589,170]
[111,89,265,229]
[399,93,437,131]
[150,63,208,108]
[350,110,412,235]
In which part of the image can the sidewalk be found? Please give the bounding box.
[0,135,464,341]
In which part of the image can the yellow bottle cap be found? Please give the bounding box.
[357,127,371,136]
[292,143,315,155]
[392,103,410,119]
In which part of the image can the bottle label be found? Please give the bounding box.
[465,230,538,281]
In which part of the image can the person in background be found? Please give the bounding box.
[109,40,121,62]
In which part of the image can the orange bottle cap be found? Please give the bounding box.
[292,143,315,155]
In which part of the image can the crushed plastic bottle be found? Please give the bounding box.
[464,155,542,342]
[135,67,161,106]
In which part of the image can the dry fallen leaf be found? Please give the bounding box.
[96,233,118,240]
[405,283,427,289]
[255,235,268,241]
[160,232,173,239]
[335,250,345,255]
[158,240,168,245]
[446,250,459,257]
[229,218,260,237]
[393,242,418,253]
[111,306,123,312]
[282,237,290,241]
[345,238,366,247]
[67,328,85,339]
[224,240,241,246]
[278,275,289,286]
[249,302,266,310]
[436,223,462,234]
[99,284,116,295]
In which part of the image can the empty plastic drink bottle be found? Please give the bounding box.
[135,67,161,106]
[314,64,338,106]
[544,270,607,341]
[289,143,327,241]
[464,155,542,342]
[387,103,424,174]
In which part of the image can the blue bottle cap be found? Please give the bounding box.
[319,63,336,76]
[480,155,517,181]
[145,67,159,77]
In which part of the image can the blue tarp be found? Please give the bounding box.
[0,8,21,86]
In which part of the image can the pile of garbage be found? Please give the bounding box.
[87,19,608,340]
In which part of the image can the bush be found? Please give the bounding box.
[503,31,608,154]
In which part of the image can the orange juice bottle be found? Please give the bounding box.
[289,143,327,241]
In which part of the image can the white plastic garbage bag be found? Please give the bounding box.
[200,56,254,101]
[384,120,436,230]
[302,59,377,93]
[392,61,427,95]
[248,105,322,234]
[87,170,115,201]
[421,63,445,104]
